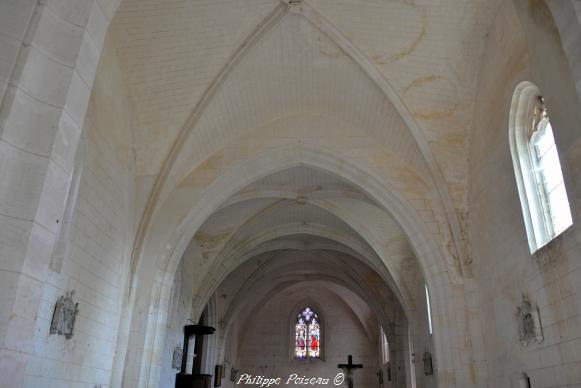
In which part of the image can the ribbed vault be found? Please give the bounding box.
[115,0,508,279]
[105,2,510,386]
[180,165,422,315]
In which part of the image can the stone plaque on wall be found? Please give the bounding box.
[230,368,238,382]
[172,346,183,370]
[423,351,433,376]
[517,294,543,346]
[50,290,79,339]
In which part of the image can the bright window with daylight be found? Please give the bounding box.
[380,326,390,364]
[529,97,572,236]
[509,82,573,253]
[425,284,433,335]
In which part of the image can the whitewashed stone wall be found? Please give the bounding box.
[0,0,122,386]
[546,0,581,106]
[409,282,436,388]
[18,30,133,387]
[158,259,196,387]
[24,123,132,387]
[469,1,581,387]
[222,318,242,388]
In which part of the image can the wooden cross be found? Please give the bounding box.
[337,355,363,388]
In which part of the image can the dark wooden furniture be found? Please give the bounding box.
[175,324,216,388]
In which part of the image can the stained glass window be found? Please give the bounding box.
[295,307,320,359]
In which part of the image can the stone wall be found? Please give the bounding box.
[21,32,135,387]
[409,282,436,388]
[0,0,122,386]
[158,259,196,388]
[468,1,581,387]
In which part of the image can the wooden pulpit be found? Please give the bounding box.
[175,324,215,388]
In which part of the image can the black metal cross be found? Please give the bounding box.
[337,355,363,388]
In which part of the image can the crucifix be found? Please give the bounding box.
[337,355,363,388]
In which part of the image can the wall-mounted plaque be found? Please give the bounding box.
[230,368,238,382]
[517,294,543,346]
[172,346,183,370]
[50,290,79,339]
[423,351,433,376]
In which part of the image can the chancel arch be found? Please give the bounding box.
[123,145,466,388]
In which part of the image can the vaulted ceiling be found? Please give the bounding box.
[109,0,503,216]
[100,0,510,311]
[183,166,422,314]
[214,249,404,343]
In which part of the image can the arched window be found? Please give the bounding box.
[425,284,433,335]
[380,326,390,364]
[510,82,573,252]
[294,307,320,359]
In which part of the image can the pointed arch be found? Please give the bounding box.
[300,2,469,274]
[133,143,465,388]
[129,1,470,284]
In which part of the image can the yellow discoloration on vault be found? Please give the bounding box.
[401,75,459,120]
[372,7,427,64]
